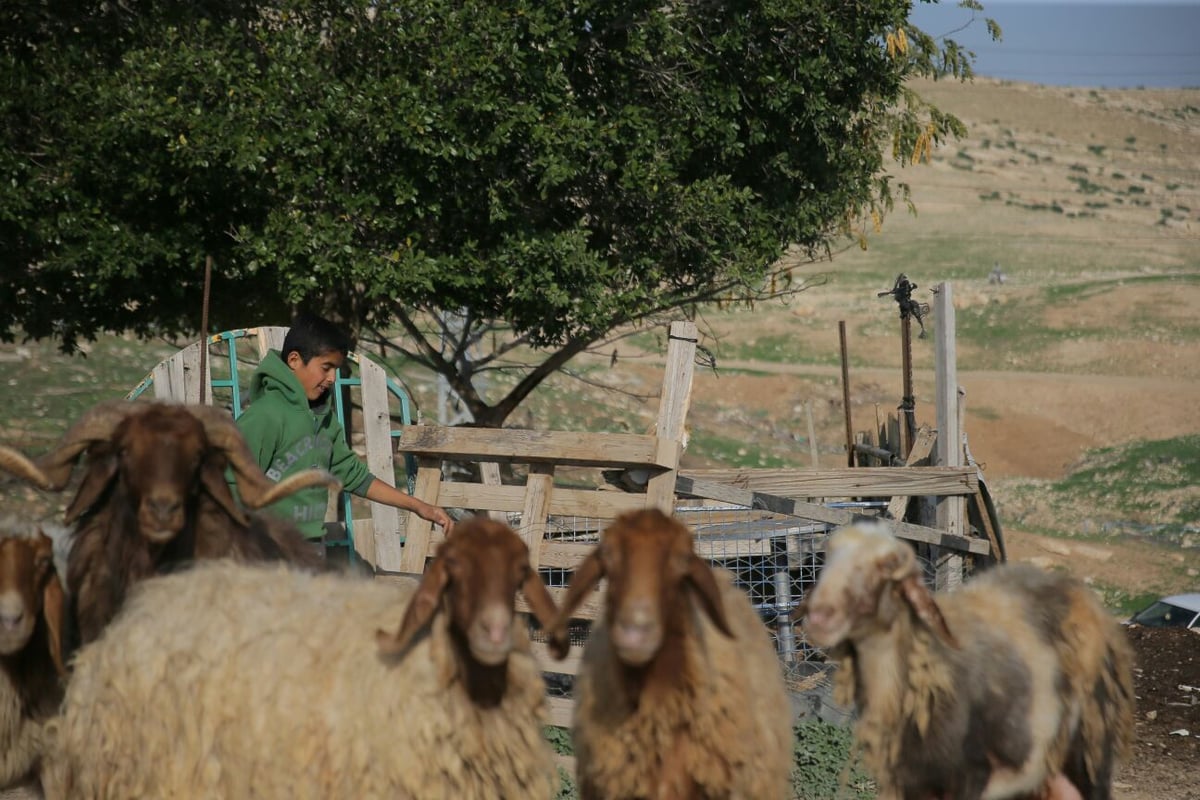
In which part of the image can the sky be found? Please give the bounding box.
[908,1,1200,89]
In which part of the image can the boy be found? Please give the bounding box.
[236,312,453,543]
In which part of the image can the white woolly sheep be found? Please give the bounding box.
[43,515,565,800]
[0,400,338,648]
[795,521,1134,800]
[0,523,66,788]
[547,508,793,800]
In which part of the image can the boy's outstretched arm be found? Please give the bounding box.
[363,478,454,534]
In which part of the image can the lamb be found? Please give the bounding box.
[547,508,793,800]
[795,521,1135,800]
[43,515,565,799]
[0,399,339,647]
[0,523,67,788]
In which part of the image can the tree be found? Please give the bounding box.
[0,0,997,427]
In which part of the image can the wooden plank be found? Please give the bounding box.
[517,586,603,621]
[421,531,597,570]
[674,475,990,556]
[972,488,1004,564]
[804,399,820,469]
[181,343,205,404]
[519,464,555,569]
[933,283,965,588]
[886,425,937,521]
[678,466,977,498]
[530,640,583,676]
[352,517,377,567]
[397,457,443,573]
[252,325,287,357]
[396,426,665,469]
[478,462,512,524]
[646,321,698,510]
[357,355,404,571]
[436,482,648,519]
[546,696,574,729]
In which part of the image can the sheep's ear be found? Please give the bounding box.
[64,455,119,524]
[521,566,566,660]
[685,554,734,638]
[376,556,448,656]
[898,574,958,648]
[200,459,250,527]
[548,548,605,652]
[43,574,67,677]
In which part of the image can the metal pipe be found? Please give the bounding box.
[839,320,855,467]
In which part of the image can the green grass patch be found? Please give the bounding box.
[0,335,178,448]
[1052,435,1200,529]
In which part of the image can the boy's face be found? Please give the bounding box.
[286,349,345,402]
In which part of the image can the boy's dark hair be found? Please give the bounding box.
[281,313,353,363]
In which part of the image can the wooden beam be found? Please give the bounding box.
[646,321,698,510]
[435,483,648,519]
[678,466,977,498]
[674,475,991,556]
[933,282,966,589]
[886,425,938,521]
[396,426,665,469]
[518,464,555,569]
[397,456,443,573]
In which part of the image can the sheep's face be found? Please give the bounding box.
[443,527,530,666]
[378,516,563,667]
[803,523,914,649]
[95,410,212,544]
[0,533,55,655]
[599,510,733,667]
[600,526,687,666]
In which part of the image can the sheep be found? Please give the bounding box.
[43,514,566,800]
[547,508,793,800]
[0,523,67,788]
[794,520,1135,800]
[0,399,339,648]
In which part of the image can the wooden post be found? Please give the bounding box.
[198,255,213,404]
[839,321,855,467]
[934,282,964,588]
[804,399,819,469]
[645,321,698,511]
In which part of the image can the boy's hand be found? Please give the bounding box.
[420,502,454,534]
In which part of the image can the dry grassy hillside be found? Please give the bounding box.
[560,77,1200,610]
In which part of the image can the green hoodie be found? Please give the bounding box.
[235,350,374,539]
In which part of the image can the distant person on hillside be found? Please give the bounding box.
[235,312,453,548]
[988,261,1007,285]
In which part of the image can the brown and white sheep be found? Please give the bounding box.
[44,515,565,799]
[547,508,793,800]
[795,521,1134,800]
[0,400,339,647]
[0,524,66,788]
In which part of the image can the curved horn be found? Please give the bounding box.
[189,406,340,507]
[33,400,139,490]
[0,446,54,490]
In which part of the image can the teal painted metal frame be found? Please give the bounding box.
[128,329,419,561]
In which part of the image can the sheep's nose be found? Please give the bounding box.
[620,602,655,630]
[478,606,512,645]
[145,496,182,520]
[0,595,26,630]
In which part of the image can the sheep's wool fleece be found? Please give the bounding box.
[45,560,558,800]
[0,671,48,787]
[573,568,793,799]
